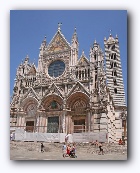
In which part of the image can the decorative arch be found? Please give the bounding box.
[21,97,38,113]
[67,92,90,111]
[41,94,63,111]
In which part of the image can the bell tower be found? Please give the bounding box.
[104,34,126,107]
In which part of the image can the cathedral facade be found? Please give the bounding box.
[10,25,127,143]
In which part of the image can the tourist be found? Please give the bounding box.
[62,142,67,158]
[69,143,77,158]
[94,140,98,147]
[65,134,69,143]
[41,143,44,153]
[10,133,13,141]
[98,143,104,155]
[119,138,123,145]
[91,140,98,147]
[66,143,71,156]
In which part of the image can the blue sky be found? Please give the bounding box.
[10,10,127,102]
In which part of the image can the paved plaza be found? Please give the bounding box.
[10,141,127,160]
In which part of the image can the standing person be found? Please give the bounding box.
[10,133,13,141]
[98,143,104,155]
[65,134,69,143]
[62,142,67,158]
[94,140,98,147]
[41,143,44,153]
[66,144,71,156]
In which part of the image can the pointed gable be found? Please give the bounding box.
[78,52,89,66]
[67,81,90,97]
[21,87,39,103]
[44,83,63,97]
[46,30,71,54]
[28,64,36,76]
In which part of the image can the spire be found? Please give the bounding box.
[82,50,85,56]
[106,30,115,43]
[58,22,62,32]
[115,34,118,41]
[109,29,112,36]
[39,36,47,51]
[25,55,29,62]
[93,39,98,48]
[72,27,78,42]
[70,27,79,66]
[42,35,47,46]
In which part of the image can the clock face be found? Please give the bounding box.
[48,60,65,78]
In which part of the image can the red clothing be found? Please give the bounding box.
[67,146,70,155]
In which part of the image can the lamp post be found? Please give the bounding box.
[120,108,127,143]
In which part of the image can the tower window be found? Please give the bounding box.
[111,45,115,50]
[110,62,113,69]
[114,88,117,94]
[95,74,97,88]
[114,70,117,76]
[94,54,96,60]
[85,69,87,78]
[95,66,97,73]
[76,71,78,78]
[114,53,116,60]
[95,74,97,81]
[88,69,90,77]
[114,79,117,85]
[79,71,81,79]
[23,68,24,74]
[95,82,97,89]
[114,62,117,67]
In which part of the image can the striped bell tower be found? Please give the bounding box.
[104,33,126,107]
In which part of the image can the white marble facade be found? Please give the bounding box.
[10,26,127,143]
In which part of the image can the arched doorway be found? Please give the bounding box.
[67,92,90,133]
[42,94,63,133]
[24,100,38,132]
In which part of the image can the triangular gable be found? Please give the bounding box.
[21,87,39,102]
[27,65,36,76]
[78,55,89,66]
[67,81,90,97]
[44,83,63,97]
[46,31,71,54]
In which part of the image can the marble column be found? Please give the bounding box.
[62,110,66,133]
[88,111,91,132]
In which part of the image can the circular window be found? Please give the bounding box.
[48,60,65,78]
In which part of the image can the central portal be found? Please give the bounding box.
[47,116,59,133]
